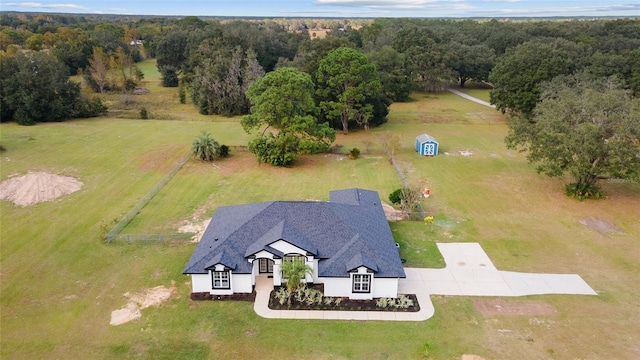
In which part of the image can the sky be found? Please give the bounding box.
[1,1,639,18]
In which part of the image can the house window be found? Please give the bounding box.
[352,274,371,293]
[259,258,274,273]
[283,254,305,264]
[212,271,230,289]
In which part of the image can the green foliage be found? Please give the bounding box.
[243,67,335,166]
[349,147,361,159]
[159,66,179,87]
[219,144,230,157]
[449,42,496,87]
[375,295,415,309]
[366,45,411,102]
[489,38,585,117]
[280,259,313,305]
[564,182,605,201]
[189,47,264,116]
[191,131,220,161]
[389,188,403,205]
[316,47,384,133]
[275,287,289,305]
[0,52,106,125]
[139,107,148,119]
[178,84,186,104]
[509,74,640,197]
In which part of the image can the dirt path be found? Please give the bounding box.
[446,88,496,109]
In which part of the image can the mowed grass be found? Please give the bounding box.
[2,76,640,359]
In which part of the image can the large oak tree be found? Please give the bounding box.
[316,47,382,133]
[242,67,335,166]
[509,74,640,199]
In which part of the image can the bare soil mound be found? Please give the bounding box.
[110,284,175,326]
[0,172,82,207]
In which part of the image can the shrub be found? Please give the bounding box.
[334,298,343,306]
[564,182,605,200]
[219,144,230,157]
[178,85,186,104]
[376,297,391,308]
[349,147,361,159]
[323,297,333,306]
[139,107,148,119]
[275,288,289,305]
[389,188,403,205]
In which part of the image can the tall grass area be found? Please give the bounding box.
[2,65,640,359]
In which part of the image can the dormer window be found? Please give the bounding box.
[283,254,305,264]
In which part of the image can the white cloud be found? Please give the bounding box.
[315,0,473,10]
[3,2,88,10]
[593,3,640,12]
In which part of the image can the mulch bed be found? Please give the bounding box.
[190,292,256,302]
[267,285,420,312]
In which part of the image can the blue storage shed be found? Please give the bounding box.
[415,134,439,156]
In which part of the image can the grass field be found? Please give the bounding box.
[1,60,639,359]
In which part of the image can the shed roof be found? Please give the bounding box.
[416,133,438,144]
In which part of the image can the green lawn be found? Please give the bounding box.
[2,68,640,359]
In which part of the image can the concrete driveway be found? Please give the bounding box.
[253,243,596,321]
[399,243,597,298]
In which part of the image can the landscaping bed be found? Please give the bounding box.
[190,292,256,302]
[267,284,420,312]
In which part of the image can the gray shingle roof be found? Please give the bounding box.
[416,133,438,144]
[183,189,405,279]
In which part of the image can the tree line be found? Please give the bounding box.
[1,14,638,192]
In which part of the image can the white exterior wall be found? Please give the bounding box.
[320,265,400,300]
[321,277,352,297]
[232,273,253,293]
[273,259,282,286]
[190,274,212,293]
[189,270,253,295]
[371,278,399,298]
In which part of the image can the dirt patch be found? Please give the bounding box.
[179,219,211,243]
[461,355,487,360]
[0,172,82,207]
[110,284,175,326]
[178,205,212,242]
[383,202,405,222]
[579,216,623,235]
[474,299,557,317]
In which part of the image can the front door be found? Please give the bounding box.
[258,258,274,274]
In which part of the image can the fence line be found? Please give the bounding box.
[385,150,426,220]
[105,152,191,243]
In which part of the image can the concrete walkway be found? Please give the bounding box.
[446,87,496,108]
[253,243,596,321]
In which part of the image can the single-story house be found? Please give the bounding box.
[416,133,439,156]
[184,188,406,300]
